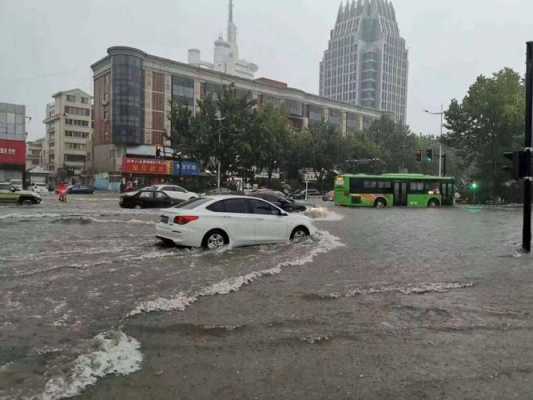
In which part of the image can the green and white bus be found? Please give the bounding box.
[335,174,455,208]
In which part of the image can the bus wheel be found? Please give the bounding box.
[428,199,440,208]
[374,198,387,209]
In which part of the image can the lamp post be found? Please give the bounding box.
[215,115,226,191]
[424,106,444,177]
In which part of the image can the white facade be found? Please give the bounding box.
[43,89,93,176]
[26,138,45,170]
[188,0,258,79]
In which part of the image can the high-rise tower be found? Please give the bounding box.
[319,0,408,123]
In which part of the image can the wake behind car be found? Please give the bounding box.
[0,182,42,205]
[120,189,183,209]
[247,190,307,213]
[156,195,316,249]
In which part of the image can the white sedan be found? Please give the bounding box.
[145,185,198,202]
[156,195,317,249]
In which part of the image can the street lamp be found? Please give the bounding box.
[424,106,444,177]
[215,115,226,191]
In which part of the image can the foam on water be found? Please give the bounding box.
[344,282,475,297]
[304,207,344,222]
[128,230,344,317]
[0,213,62,221]
[12,229,343,399]
[40,331,142,400]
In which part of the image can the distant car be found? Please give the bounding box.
[290,188,322,200]
[30,184,47,194]
[322,191,335,202]
[0,182,42,205]
[156,195,316,249]
[142,185,198,202]
[120,190,183,209]
[248,190,307,213]
[67,185,95,195]
[9,179,23,191]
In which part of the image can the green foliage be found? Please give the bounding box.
[168,83,455,190]
[366,116,420,173]
[444,68,525,201]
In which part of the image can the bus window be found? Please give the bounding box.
[378,181,392,192]
[350,179,363,193]
[363,181,377,190]
[409,182,424,193]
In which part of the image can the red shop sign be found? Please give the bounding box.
[121,157,170,175]
[0,139,26,166]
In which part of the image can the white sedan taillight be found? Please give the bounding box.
[174,215,199,225]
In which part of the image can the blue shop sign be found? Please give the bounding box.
[173,160,200,177]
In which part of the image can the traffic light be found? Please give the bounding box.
[470,182,479,191]
[416,150,422,162]
[504,151,530,180]
[426,149,433,162]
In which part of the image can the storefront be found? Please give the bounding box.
[0,139,26,184]
[120,157,201,191]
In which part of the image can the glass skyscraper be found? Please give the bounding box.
[319,0,408,124]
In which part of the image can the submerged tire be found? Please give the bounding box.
[428,199,440,208]
[374,198,387,209]
[291,226,310,242]
[202,230,229,250]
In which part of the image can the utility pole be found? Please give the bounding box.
[424,106,445,177]
[523,42,533,253]
[439,105,444,177]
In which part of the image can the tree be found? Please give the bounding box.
[174,84,257,186]
[366,116,419,173]
[444,68,525,201]
[252,104,291,185]
[167,99,193,154]
[301,123,349,191]
[343,131,385,174]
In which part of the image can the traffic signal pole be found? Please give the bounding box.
[439,105,444,177]
[523,42,533,253]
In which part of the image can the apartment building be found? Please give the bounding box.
[43,89,93,177]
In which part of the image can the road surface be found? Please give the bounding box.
[1,194,532,399]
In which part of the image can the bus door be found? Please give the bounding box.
[441,182,454,206]
[393,182,408,206]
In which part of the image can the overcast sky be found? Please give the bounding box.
[1,0,532,140]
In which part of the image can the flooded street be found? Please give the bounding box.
[2,194,533,399]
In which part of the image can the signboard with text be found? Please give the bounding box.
[0,139,26,166]
[121,158,171,176]
[173,160,200,177]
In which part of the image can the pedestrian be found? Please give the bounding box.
[58,182,68,203]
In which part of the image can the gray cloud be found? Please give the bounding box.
[1,0,532,140]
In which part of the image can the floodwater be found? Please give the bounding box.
[1,194,532,400]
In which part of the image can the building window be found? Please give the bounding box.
[65,119,89,127]
[65,106,90,116]
[65,154,86,162]
[66,143,86,151]
[65,130,88,138]
[111,53,145,145]
[81,97,89,104]
[66,95,76,102]
[172,76,195,107]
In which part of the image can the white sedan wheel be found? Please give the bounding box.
[206,232,226,250]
